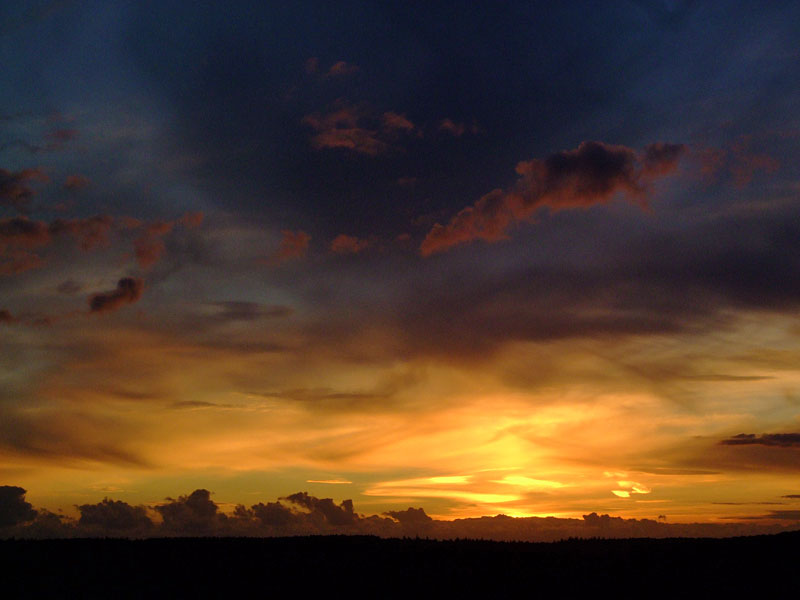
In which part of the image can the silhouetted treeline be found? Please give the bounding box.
[2,532,797,598]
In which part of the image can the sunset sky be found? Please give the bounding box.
[2,1,800,527]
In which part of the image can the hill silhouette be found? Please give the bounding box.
[3,532,797,597]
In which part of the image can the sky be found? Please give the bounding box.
[2,0,800,532]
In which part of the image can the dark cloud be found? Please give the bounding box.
[420,141,686,256]
[206,301,293,322]
[385,507,432,525]
[250,501,294,528]
[0,309,15,324]
[5,487,800,540]
[0,167,48,212]
[56,279,82,295]
[0,486,37,528]
[88,278,145,314]
[720,433,800,448]
[283,491,358,526]
[156,489,226,536]
[0,217,51,248]
[783,495,800,499]
[77,498,153,534]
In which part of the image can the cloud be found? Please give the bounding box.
[385,507,432,525]
[0,167,48,212]
[56,279,82,295]
[5,487,800,540]
[720,433,800,447]
[46,128,78,143]
[420,141,686,256]
[0,486,37,528]
[283,491,358,526]
[330,234,370,254]
[156,489,226,536]
[695,137,781,187]
[88,277,145,314]
[271,229,310,263]
[382,112,416,133]
[304,57,319,74]
[438,119,479,137]
[0,217,51,248]
[63,174,90,191]
[205,301,293,322]
[303,104,387,155]
[77,498,153,534]
[133,221,174,268]
[326,61,359,77]
[250,501,295,528]
[178,211,204,228]
[49,215,114,250]
[0,309,14,324]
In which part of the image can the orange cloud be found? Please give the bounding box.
[272,229,311,263]
[326,61,359,77]
[330,234,370,255]
[382,112,416,132]
[302,105,386,155]
[420,141,686,256]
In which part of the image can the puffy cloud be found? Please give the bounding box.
[0,167,48,211]
[271,229,310,263]
[156,489,226,536]
[0,486,37,528]
[77,498,153,534]
[4,487,800,540]
[330,234,370,254]
[283,491,358,526]
[720,433,800,447]
[88,278,145,314]
[385,507,432,525]
[420,141,686,256]
[250,501,295,528]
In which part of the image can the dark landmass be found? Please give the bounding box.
[3,531,797,598]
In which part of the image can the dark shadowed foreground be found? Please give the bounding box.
[3,532,797,598]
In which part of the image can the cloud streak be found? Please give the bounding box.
[420,141,686,256]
